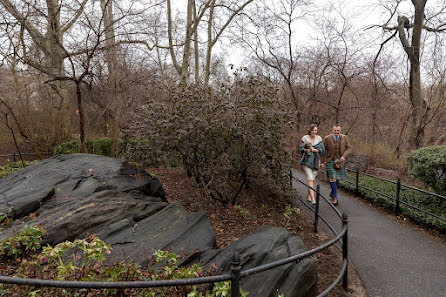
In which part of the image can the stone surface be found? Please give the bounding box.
[0,153,165,219]
[0,154,216,266]
[0,154,317,297]
[199,225,318,297]
[101,201,217,265]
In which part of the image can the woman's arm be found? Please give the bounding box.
[314,141,325,156]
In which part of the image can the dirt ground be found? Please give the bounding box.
[149,167,367,297]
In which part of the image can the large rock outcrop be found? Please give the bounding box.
[0,154,216,264]
[0,153,165,219]
[0,154,317,296]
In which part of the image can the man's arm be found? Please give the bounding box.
[321,136,329,167]
[341,135,352,161]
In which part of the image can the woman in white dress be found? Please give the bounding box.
[299,124,325,204]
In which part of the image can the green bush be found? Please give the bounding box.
[339,175,446,232]
[406,146,446,196]
[123,137,183,169]
[0,160,37,179]
[54,137,124,157]
[0,226,45,259]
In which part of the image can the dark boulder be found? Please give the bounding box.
[0,154,216,265]
[199,225,318,297]
[100,201,217,265]
[0,153,165,219]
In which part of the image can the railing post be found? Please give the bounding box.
[231,250,241,297]
[314,184,320,233]
[342,213,349,290]
[13,152,16,162]
[395,177,401,215]
[355,168,359,196]
[290,169,292,187]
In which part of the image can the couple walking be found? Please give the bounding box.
[299,124,352,206]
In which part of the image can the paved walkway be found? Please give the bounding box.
[291,168,446,297]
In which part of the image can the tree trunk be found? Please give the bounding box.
[180,0,194,83]
[398,0,430,148]
[193,0,200,83]
[167,0,182,77]
[76,83,88,153]
[101,0,120,156]
[204,0,215,85]
[45,0,68,107]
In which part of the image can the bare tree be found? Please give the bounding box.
[0,0,159,152]
[0,0,89,103]
[373,0,446,148]
[203,0,254,84]
[234,0,310,121]
[165,0,253,84]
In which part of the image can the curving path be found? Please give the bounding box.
[291,168,446,297]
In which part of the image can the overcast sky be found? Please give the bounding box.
[170,0,409,68]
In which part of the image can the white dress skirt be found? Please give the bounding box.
[302,166,318,181]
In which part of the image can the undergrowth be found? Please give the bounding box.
[0,161,37,179]
[0,227,248,297]
[350,137,405,169]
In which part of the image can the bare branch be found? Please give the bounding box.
[62,0,89,33]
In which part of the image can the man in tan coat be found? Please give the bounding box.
[320,124,352,205]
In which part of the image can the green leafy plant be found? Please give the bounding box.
[54,137,124,157]
[284,205,299,217]
[4,236,249,297]
[0,209,13,226]
[0,161,37,179]
[148,250,248,297]
[0,226,45,259]
[234,204,249,216]
[186,281,248,297]
[0,287,10,296]
[281,205,300,228]
[406,145,446,195]
[41,235,112,280]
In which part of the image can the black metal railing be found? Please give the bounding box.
[0,171,349,297]
[290,170,343,236]
[344,168,446,224]
[289,169,349,294]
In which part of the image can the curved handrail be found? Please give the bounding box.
[0,225,348,289]
[0,273,232,289]
[288,168,350,295]
[291,174,342,218]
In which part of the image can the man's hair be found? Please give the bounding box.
[333,123,341,127]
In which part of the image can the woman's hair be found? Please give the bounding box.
[307,124,318,135]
